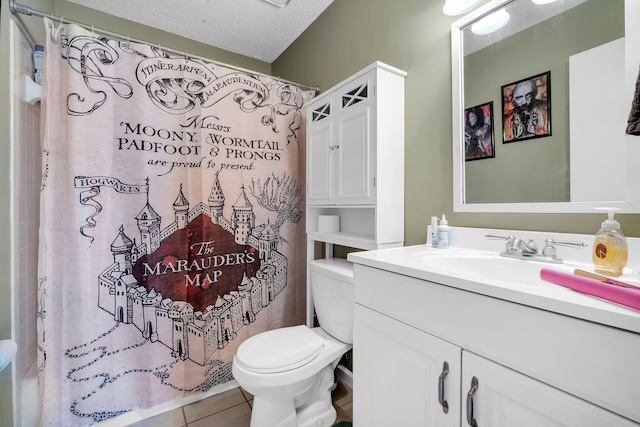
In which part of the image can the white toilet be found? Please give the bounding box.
[232,258,354,427]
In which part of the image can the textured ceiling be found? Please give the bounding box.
[67,0,333,63]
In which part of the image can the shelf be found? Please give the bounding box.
[307,231,402,251]
[307,204,375,209]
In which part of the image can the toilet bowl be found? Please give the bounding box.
[232,258,354,427]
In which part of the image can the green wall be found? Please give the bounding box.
[273,0,640,242]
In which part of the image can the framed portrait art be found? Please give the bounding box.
[501,71,551,143]
[464,101,495,161]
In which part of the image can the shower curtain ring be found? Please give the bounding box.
[53,16,64,40]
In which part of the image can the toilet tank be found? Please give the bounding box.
[310,258,354,344]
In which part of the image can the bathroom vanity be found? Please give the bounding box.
[349,227,640,426]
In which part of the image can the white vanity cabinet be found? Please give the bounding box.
[305,62,405,250]
[352,262,640,427]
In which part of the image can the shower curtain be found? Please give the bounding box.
[38,18,313,425]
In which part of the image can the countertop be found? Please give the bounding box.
[348,227,640,334]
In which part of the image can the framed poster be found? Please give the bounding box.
[464,101,495,161]
[501,71,551,143]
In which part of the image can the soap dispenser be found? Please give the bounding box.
[437,214,450,248]
[592,208,628,277]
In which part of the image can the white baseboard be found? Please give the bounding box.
[336,364,353,390]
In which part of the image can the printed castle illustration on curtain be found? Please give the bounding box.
[97,177,286,366]
[38,19,314,425]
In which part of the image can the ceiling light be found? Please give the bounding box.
[532,0,559,4]
[260,0,292,7]
[471,8,510,35]
[442,0,482,16]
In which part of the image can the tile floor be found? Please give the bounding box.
[129,378,353,427]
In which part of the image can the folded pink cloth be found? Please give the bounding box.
[540,268,640,311]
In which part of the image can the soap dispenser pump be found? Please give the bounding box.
[592,208,628,277]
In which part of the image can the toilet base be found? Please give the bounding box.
[250,398,297,427]
[296,365,337,427]
[249,365,337,427]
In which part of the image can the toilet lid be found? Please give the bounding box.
[236,325,326,374]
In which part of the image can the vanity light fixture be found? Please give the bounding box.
[532,0,559,4]
[471,8,510,35]
[442,0,481,16]
[260,0,292,7]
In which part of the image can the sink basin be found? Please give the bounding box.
[417,248,640,291]
[420,250,579,287]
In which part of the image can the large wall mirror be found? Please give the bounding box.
[452,0,640,213]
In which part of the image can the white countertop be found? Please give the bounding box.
[348,227,640,334]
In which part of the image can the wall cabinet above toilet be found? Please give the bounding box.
[307,71,374,206]
[305,62,406,250]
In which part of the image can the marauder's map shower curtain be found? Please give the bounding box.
[38,19,313,425]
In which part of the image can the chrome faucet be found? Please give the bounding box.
[485,234,586,264]
[511,237,538,255]
[486,234,537,255]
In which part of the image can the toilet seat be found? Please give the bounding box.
[235,325,326,374]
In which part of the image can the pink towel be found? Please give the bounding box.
[540,268,640,311]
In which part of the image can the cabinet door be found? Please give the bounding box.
[306,102,334,205]
[353,305,461,427]
[335,74,374,204]
[461,351,639,427]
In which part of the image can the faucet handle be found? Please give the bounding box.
[542,238,588,257]
[485,233,515,242]
[485,234,520,253]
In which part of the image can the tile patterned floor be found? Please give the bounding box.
[129,379,353,427]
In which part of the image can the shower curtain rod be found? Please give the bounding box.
[8,0,319,92]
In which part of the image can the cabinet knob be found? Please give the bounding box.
[438,361,450,414]
[466,376,478,426]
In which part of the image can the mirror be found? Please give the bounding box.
[451,0,640,213]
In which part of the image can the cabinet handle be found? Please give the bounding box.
[466,376,478,427]
[438,361,449,414]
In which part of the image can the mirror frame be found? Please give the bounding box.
[451,0,640,213]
